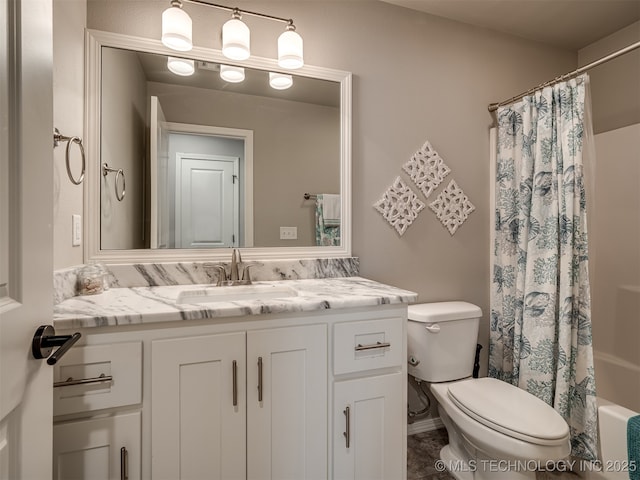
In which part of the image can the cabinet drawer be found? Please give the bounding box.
[53,342,142,416]
[333,318,403,375]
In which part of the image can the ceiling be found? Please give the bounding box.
[381,0,640,50]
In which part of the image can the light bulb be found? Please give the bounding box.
[220,65,245,83]
[269,72,293,90]
[161,1,192,52]
[167,57,195,76]
[278,25,303,69]
[222,12,250,61]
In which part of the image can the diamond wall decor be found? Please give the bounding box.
[373,177,425,236]
[429,179,475,235]
[403,141,451,198]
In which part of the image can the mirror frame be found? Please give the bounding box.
[85,30,352,263]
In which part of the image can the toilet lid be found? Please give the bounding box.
[447,378,569,446]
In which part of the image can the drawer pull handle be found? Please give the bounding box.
[53,373,113,388]
[120,446,128,480]
[355,341,391,352]
[257,357,263,402]
[343,406,350,448]
[232,360,238,407]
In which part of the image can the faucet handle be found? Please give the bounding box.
[240,262,261,285]
[204,263,228,286]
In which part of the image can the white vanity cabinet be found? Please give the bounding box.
[53,412,141,480]
[332,317,407,480]
[52,342,143,480]
[52,303,408,480]
[151,324,327,480]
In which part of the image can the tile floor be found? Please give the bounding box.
[407,429,455,480]
[407,429,579,480]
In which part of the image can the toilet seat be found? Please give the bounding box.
[447,377,569,446]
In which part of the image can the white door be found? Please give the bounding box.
[175,154,239,248]
[151,332,246,480]
[0,0,55,478]
[149,96,170,249]
[247,324,328,480]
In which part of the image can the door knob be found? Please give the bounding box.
[32,325,81,365]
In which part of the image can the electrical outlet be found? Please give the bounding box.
[280,226,297,240]
[72,214,82,246]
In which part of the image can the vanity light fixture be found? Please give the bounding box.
[167,56,195,76]
[269,72,293,90]
[278,22,304,69]
[220,64,245,83]
[222,9,250,60]
[162,0,193,52]
[161,0,303,69]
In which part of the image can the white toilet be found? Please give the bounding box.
[407,302,571,480]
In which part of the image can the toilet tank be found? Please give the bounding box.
[407,302,482,383]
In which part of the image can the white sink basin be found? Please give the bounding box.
[177,284,299,305]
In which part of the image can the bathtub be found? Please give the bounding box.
[593,350,640,413]
[578,398,638,480]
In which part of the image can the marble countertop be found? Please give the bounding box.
[53,277,418,330]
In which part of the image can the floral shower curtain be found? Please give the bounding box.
[489,74,598,460]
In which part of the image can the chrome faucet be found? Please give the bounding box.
[206,249,258,286]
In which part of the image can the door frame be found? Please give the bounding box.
[167,123,254,247]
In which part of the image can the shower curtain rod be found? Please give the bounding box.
[488,41,640,112]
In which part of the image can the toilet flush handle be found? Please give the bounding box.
[424,323,440,333]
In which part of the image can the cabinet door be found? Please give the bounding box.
[247,324,327,480]
[152,332,246,480]
[53,411,141,480]
[333,373,405,480]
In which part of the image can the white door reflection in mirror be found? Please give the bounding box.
[175,154,239,248]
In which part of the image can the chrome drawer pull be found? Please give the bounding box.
[120,446,128,480]
[355,341,391,352]
[232,360,238,407]
[257,357,263,402]
[343,406,350,448]
[53,373,113,388]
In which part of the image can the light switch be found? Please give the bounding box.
[72,215,82,246]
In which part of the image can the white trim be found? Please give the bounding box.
[84,29,352,263]
[407,417,445,436]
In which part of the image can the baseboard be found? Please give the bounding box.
[407,416,444,435]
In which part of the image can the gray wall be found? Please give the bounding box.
[579,21,640,411]
[578,21,640,134]
[148,81,340,247]
[53,0,86,269]
[100,48,147,250]
[82,0,578,372]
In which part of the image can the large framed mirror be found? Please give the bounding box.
[85,30,351,263]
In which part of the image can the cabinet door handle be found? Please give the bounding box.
[232,360,238,406]
[120,446,128,480]
[343,406,350,448]
[355,341,391,352]
[257,356,263,402]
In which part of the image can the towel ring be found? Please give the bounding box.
[102,163,126,201]
[53,128,85,185]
